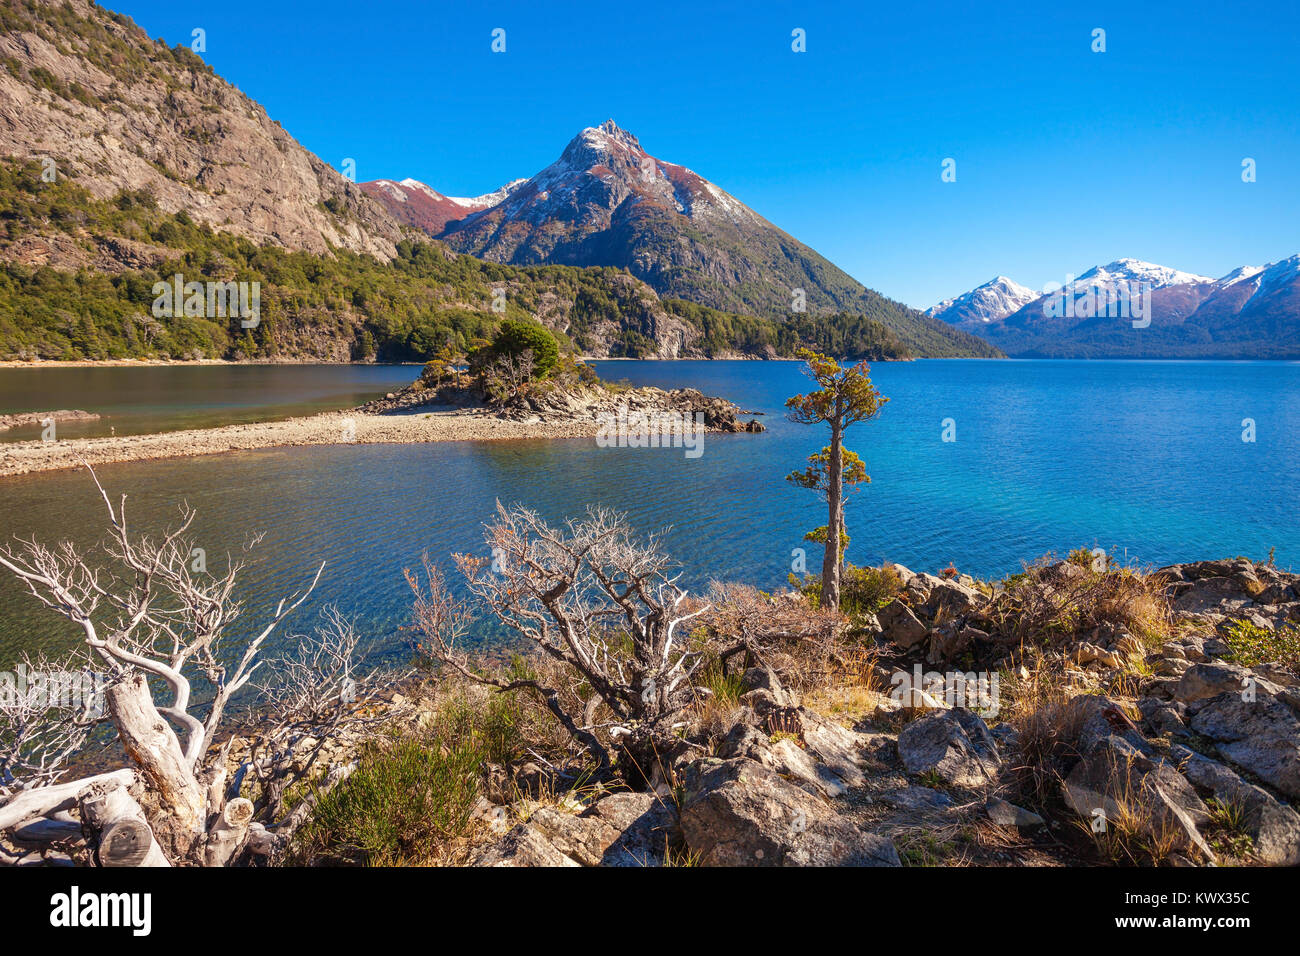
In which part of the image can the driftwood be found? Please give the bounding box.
[8,813,82,846]
[78,778,170,867]
[0,768,136,832]
[106,674,206,832]
[204,798,254,867]
[0,466,405,866]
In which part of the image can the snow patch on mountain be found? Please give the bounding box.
[1070,259,1214,291]
[927,276,1038,323]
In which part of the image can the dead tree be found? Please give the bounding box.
[0,467,402,865]
[409,503,709,786]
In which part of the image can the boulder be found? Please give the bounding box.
[718,708,867,798]
[1063,734,1214,861]
[878,600,928,650]
[525,791,677,867]
[1172,745,1300,866]
[926,623,990,665]
[897,709,1001,788]
[1188,691,1300,800]
[474,823,582,867]
[986,797,1045,830]
[1174,662,1259,703]
[920,576,983,620]
[1169,576,1254,614]
[679,758,899,866]
[887,563,916,589]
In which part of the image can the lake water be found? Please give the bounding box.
[0,364,420,441]
[1,358,1297,664]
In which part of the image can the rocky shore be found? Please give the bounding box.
[0,409,100,432]
[227,554,1299,868]
[0,381,763,477]
[455,557,1300,867]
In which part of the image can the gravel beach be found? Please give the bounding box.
[0,407,608,476]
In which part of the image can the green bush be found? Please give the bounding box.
[841,564,905,615]
[296,735,482,866]
[1222,620,1300,669]
[492,319,559,377]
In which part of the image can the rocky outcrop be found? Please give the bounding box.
[475,791,676,867]
[678,757,899,866]
[359,380,766,434]
[0,0,404,260]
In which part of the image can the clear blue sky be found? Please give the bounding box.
[111,0,1300,309]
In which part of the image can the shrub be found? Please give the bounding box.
[840,564,904,616]
[492,319,558,378]
[296,735,482,866]
[1221,619,1300,670]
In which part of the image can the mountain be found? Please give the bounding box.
[0,0,404,259]
[948,257,1300,358]
[0,2,894,364]
[366,120,1002,359]
[926,276,1037,324]
[359,177,525,235]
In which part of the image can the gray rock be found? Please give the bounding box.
[986,797,1045,830]
[525,791,676,867]
[1189,691,1300,799]
[878,600,929,650]
[920,576,983,619]
[1171,745,1300,866]
[897,708,1000,788]
[679,758,899,866]
[1063,734,1214,861]
[474,823,582,867]
[1169,576,1254,614]
[1175,662,1258,703]
[927,623,990,665]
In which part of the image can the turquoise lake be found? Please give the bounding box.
[0,358,1296,661]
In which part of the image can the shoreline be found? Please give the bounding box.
[0,406,618,477]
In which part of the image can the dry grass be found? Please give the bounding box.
[983,553,1172,652]
[1002,650,1091,810]
[1073,752,1191,866]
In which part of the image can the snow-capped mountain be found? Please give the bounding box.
[360,177,525,235]
[1067,258,1215,291]
[927,276,1038,324]
[947,256,1300,358]
[362,120,1000,357]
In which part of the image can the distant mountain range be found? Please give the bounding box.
[929,258,1300,358]
[361,177,526,235]
[361,120,1001,359]
[0,1,994,362]
[1,0,1291,362]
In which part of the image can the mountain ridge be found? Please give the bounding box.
[931,257,1300,358]
[363,119,1002,359]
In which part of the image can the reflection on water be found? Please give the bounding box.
[0,359,1296,667]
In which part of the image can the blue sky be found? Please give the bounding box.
[112,0,1300,309]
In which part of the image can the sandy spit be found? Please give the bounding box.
[0,408,608,477]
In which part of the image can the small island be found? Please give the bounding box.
[0,320,763,477]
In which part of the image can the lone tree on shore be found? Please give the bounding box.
[788,445,869,563]
[785,349,888,612]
